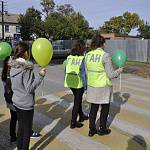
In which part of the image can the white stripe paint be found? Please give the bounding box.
[39,91,150,116]
[128,77,150,83]
[36,92,150,139]
[66,89,150,104]
[129,93,150,103]
[108,117,150,139]
[114,83,150,93]
[112,101,150,116]
[33,112,111,150]
[113,91,150,103]
[115,80,150,89]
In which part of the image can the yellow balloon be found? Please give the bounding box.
[32,38,53,67]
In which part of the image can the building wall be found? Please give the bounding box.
[101,33,115,40]
[0,24,20,39]
[114,36,141,40]
[101,33,141,40]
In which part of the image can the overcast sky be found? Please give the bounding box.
[6,0,150,30]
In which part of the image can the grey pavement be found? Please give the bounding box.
[0,63,150,150]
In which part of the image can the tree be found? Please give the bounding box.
[99,16,124,35]
[123,12,143,34]
[99,11,143,35]
[43,10,93,40]
[138,22,150,39]
[19,2,94,40]
[40,0,55,17]
[44,12,74,40]
[70,12,93,39]
[56,5,93,39]
[18,7,43,40]
[56,4,75,16]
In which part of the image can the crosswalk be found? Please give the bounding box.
[0,74,150,150]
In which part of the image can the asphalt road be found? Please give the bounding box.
[0,61,150,150]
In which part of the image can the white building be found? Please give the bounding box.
[0,13,20,40]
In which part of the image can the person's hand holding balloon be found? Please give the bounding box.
[39,68,47,76]
[112,49,127,91]
[116,68,123,74]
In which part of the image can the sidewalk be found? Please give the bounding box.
[0,73,150,150]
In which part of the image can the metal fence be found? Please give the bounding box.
[2,39,149,62]
[105,40,150,62]
[56,39,150,62]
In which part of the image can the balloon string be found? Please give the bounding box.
[120,71,122,91]
[42,79,44,96]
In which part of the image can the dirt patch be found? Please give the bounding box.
[123,64,150,79]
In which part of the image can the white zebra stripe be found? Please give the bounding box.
[33,112,111,150]
[36,92,150,139]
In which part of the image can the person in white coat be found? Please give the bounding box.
[85,35,123,137]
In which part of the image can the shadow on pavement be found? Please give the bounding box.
[96,92,130,128]
[61,93,90,115]
[31,94,73,150]
[35,98,47,105]
[31,93,89,149]
[0,119,16,150]
[0,114,4,118]
[127,135,148,150]
[107,92,130,127]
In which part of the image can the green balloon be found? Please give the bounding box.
[112,50,127,67]
[0,42,12,60]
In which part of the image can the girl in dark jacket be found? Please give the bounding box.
[1,56,17,143]
[64,40,88,129]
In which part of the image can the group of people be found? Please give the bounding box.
[64,34,122,136]
[1,34,122,150]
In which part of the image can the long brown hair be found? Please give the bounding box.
[1,56,10,82]
[71,40,85,56]
[91,35,105,50]
[13,42,29,59]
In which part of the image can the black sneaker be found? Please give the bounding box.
[70,121,83,129]
[98,128,111,136]
[88,129,97,137]
[79,114,89,122]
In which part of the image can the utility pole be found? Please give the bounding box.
[0,1,6,40]
[2,1,4,40]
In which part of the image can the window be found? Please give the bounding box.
[5,25,9,32]
[16,26,20,33]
